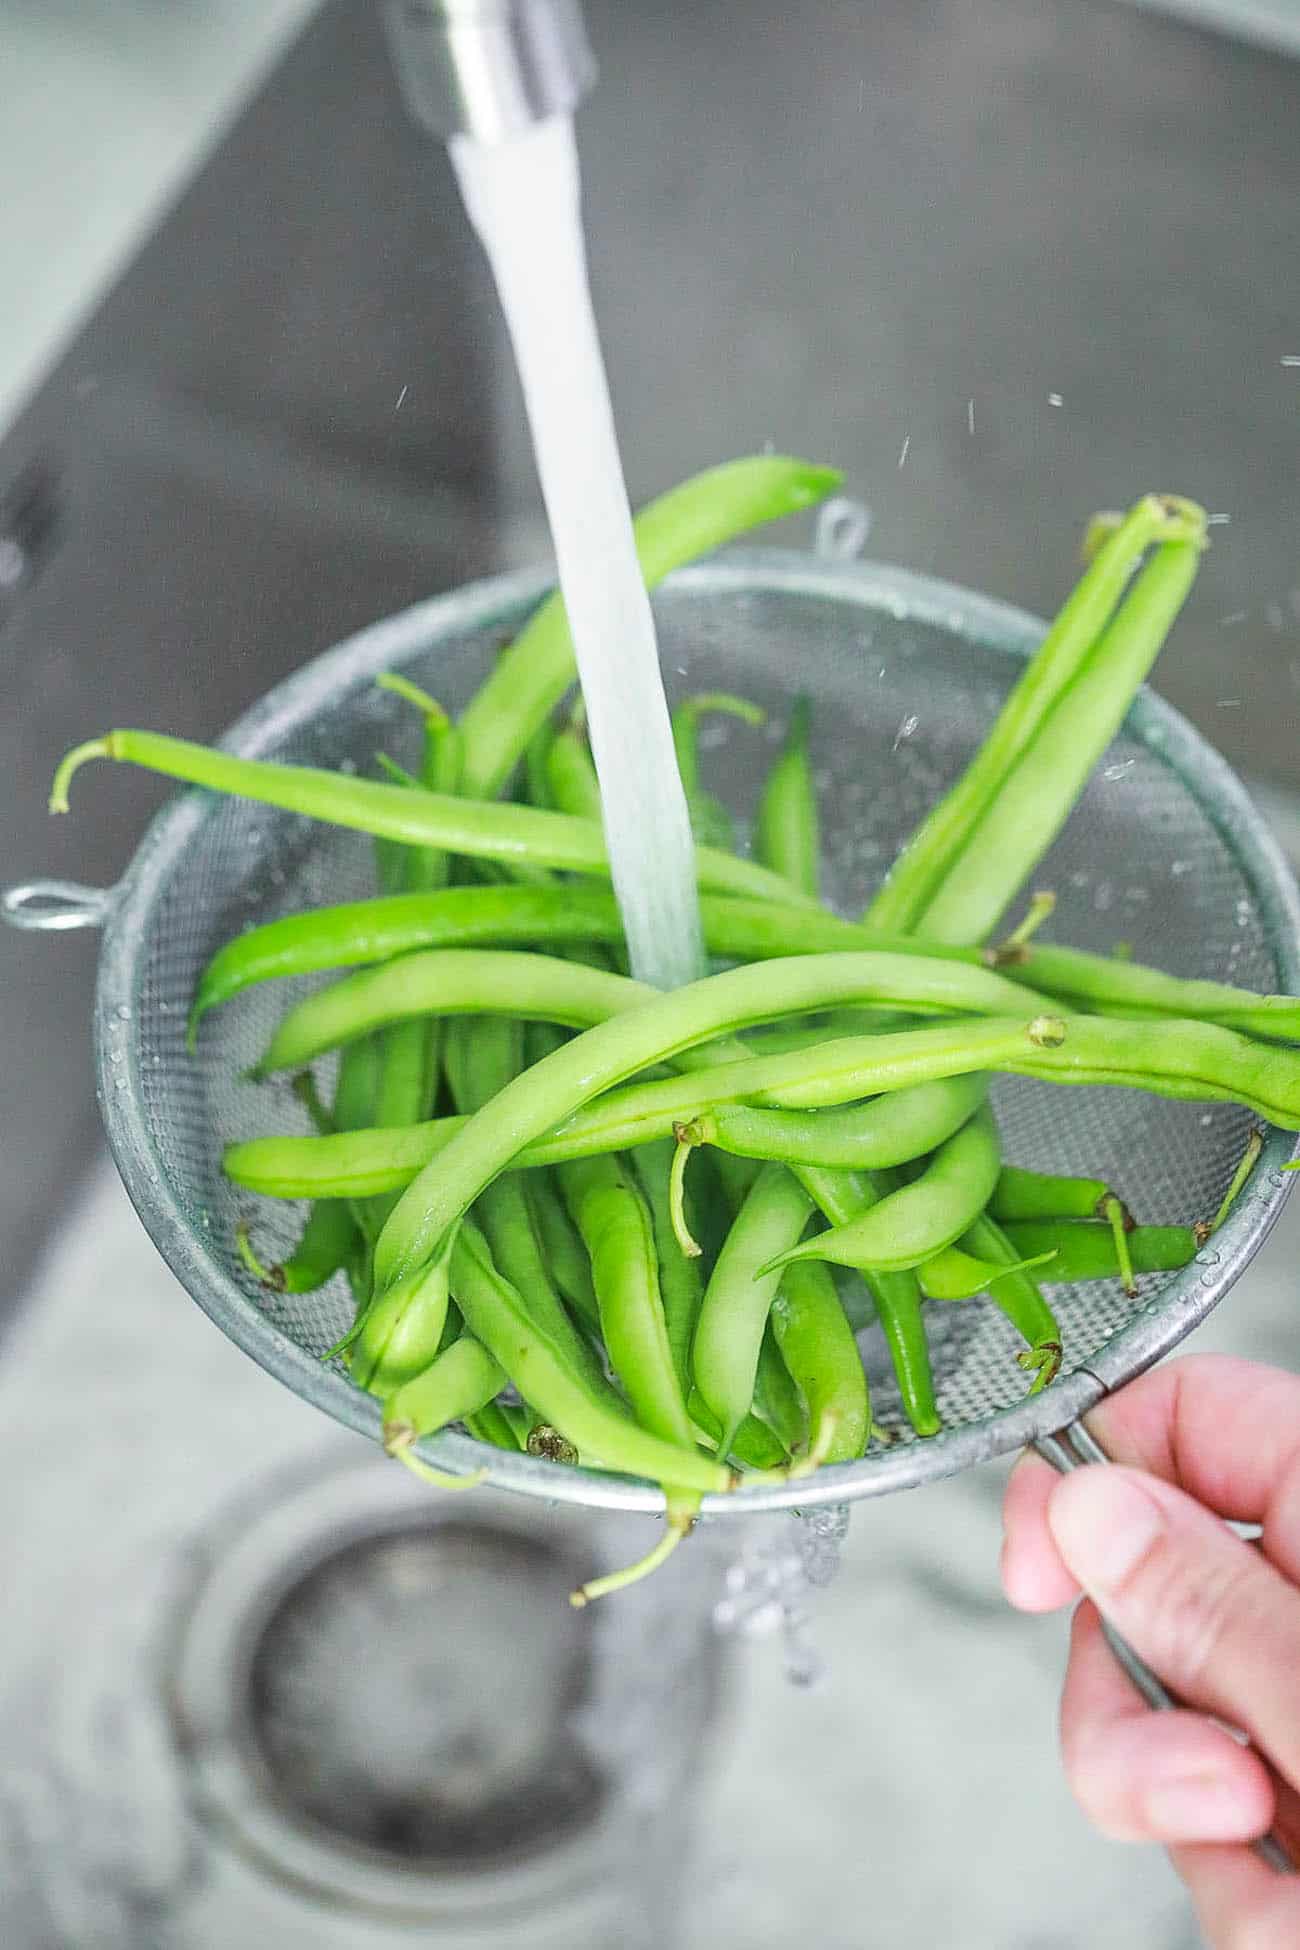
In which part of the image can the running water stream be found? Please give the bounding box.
[450,114,846,1638]
[451,117,704,991]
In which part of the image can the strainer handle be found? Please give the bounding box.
[2,879,115,932]
[1034,1422,1294,1876]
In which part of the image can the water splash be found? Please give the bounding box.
[713,1507,851,1687]
[451,119,702,991]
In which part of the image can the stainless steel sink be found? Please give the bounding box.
[3,3,1299,1943]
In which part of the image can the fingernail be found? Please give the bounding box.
[1145,1774,1256,1842]
[1048,1468,1164,1595]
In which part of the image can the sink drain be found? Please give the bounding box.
[163,1449,725,1943]
[244,1521,605,1869]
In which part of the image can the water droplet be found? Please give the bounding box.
[1103,761,1135,782]
[1194,1248,1221,1267]
[115,1004,131,1021]
[1171,860,1190,877]
[1199,1113,1214,1128]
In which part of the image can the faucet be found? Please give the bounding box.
[379,0,596,144]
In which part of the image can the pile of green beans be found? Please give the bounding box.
[53,462,1287,1602]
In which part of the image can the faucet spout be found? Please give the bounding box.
[379,0,596,145]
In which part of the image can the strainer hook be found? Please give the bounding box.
[2,878,116,933]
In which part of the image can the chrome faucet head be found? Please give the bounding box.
[380,0,596,145]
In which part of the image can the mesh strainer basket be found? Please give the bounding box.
[21,547,1300,1514]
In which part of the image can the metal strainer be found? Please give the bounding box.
[9,544,1299,1517]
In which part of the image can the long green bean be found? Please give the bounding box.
[252,944,1038,1078]
[629,1139,705,1395]
[914,530,1207,944]
[51,730,816,910]
[187,882,1300,1044]
[763,1104,1002,1275]
[692,1162,815,1453]
[756,697,819,898]
[998,1219,1196,1279]
[672,692,766,851]
[770,1259,870,1464]
[866,495,1205,935]
[792,1163,939,1435]
[959,1213,1062,1392]
[693,1074,988,1169]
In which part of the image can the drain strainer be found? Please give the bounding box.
[245,1521,604,1868]
[165,1451,724,1938]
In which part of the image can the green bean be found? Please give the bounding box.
[914,530,1207,945]
[281,1034,378,1287]
[332,1033,382,1132]
[916,1242,1058,1301]
[629,1139,705,1395]
[463,1401,524,1452]
[235,1201,356,1294]
[445,1016,610,1393]
[457,455,841,797]
[692,1163,815,1454]
[770,1259,870,1463]
[753,1321,809,1455]
[51,730,815,910]
[523,719,558,811]
[223,1019,1077,1200]
[545,722,604,822]
[228,1000,1300,1211]
[990,1163,1116,1223]
[524,1173,601,1331]
[363,739,449,1230]
[763,1104,1002,1276]
[866,494,1206,935]
[448,1220,733,1495]
[1006,944,1300,1042]
[252,949,641,1076]
[188,882,1300,1045]
[349,1240,454,1395]
[958,1213,1062,1392]
[756,697,819,898]
[693,1074,988,1169]
[382,1333,506,1450]
[559,1154,695,1449]
[254,944,1038,1080]
[792,1163,940,1437]
[998,1219,1196,1279]
[671,693,765,851]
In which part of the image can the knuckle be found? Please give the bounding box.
[1135,1539,1262,1693]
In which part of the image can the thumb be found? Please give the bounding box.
[1047,1465,1300,1787]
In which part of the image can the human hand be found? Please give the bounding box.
[1001,1354,1300,1947]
